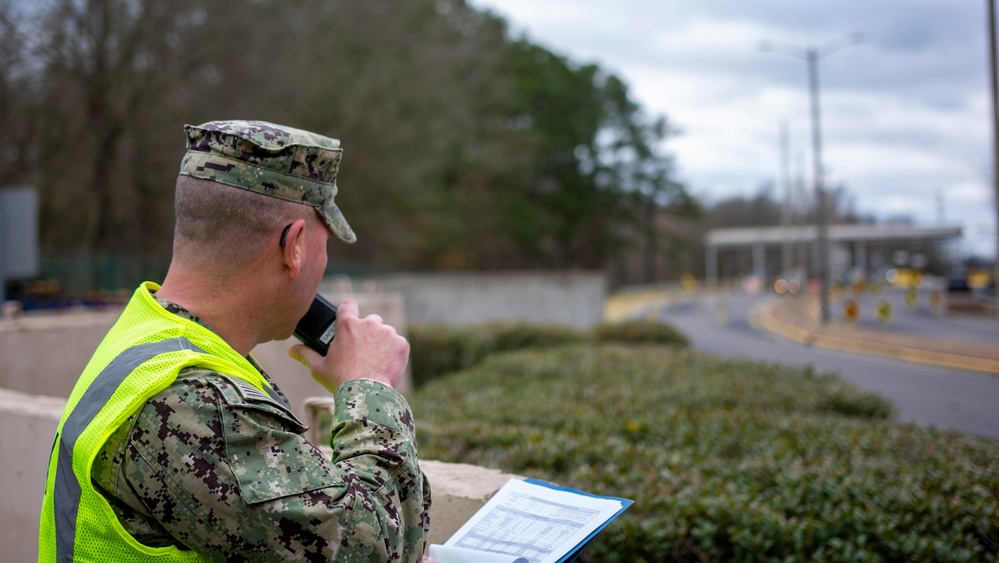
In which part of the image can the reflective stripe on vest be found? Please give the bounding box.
[54,337,207,562]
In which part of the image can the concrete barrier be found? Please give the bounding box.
[2,272,607,399]
[339,271,607,329]
[0,389,512,561]
[0,389,66,563]
[0,292,409,408]
[414,461,517,547]
[0,311,118,398]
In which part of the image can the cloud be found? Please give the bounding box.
[469,0,997,257]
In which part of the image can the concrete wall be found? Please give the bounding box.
[0,390,512,562]
[0,311,118,398]
[336,270,607,330]
[1,272,606,399]
[0,293,409,408]
[0,389,66,563]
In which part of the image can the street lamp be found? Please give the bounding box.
[988,0,999,317]
[760,33,864,324]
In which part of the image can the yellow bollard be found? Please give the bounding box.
[842,299,859,323]
[875,299,893,324]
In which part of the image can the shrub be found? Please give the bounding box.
[411,345,999,562]
[408,322,585,387]
[487,322,584,352]
[409,319,690,387]
[817,389,895,419]
[589,319,690,347]
[407,324,495,387]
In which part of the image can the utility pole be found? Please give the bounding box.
[989,0,999,316]
[761,34,863,324]
[805,47,831,323]
[780,119,793,276]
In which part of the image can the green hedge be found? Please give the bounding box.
[408,320,687,387]
[588,319,690,347]
[407,324,497,387]
[410,344,999,561]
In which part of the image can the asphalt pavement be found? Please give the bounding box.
[655,291,999,439]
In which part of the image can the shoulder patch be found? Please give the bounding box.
[233,380,273,404]
[201,373,310,435]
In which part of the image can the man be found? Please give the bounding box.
[38,120,431,562]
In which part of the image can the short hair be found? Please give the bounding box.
[172,175,307,271]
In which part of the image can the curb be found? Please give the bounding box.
[757,299,999,377]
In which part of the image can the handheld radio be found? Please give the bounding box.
[294,294,338,356]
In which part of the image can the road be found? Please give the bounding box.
[657,293,999,440]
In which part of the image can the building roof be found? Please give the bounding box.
[705,224,962,248]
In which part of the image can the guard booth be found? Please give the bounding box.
[704,224,963,288]
[0,187,40,314]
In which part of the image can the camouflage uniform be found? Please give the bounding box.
[80,121,430,561]
[91,293,431,561]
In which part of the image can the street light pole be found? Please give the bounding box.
[761,34,862,324]
[805,48,832,324]
[988,0,999,317]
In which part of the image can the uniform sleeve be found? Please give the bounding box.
[120,373,431,563]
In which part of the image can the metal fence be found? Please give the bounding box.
[10,255,169,310]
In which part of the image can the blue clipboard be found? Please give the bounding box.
[520,479,634,563]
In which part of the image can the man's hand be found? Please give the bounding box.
[289,299,409,392]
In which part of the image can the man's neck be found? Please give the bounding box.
[156,272,266,357]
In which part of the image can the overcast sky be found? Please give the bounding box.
[469,0,998,259]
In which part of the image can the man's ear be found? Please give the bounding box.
[280,219,308,280]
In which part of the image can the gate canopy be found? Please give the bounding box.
[705,224,962,249]
[703,224,963,286]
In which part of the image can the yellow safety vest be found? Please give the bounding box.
[39,282,280,562]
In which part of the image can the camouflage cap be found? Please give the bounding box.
[179,120,356,243]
